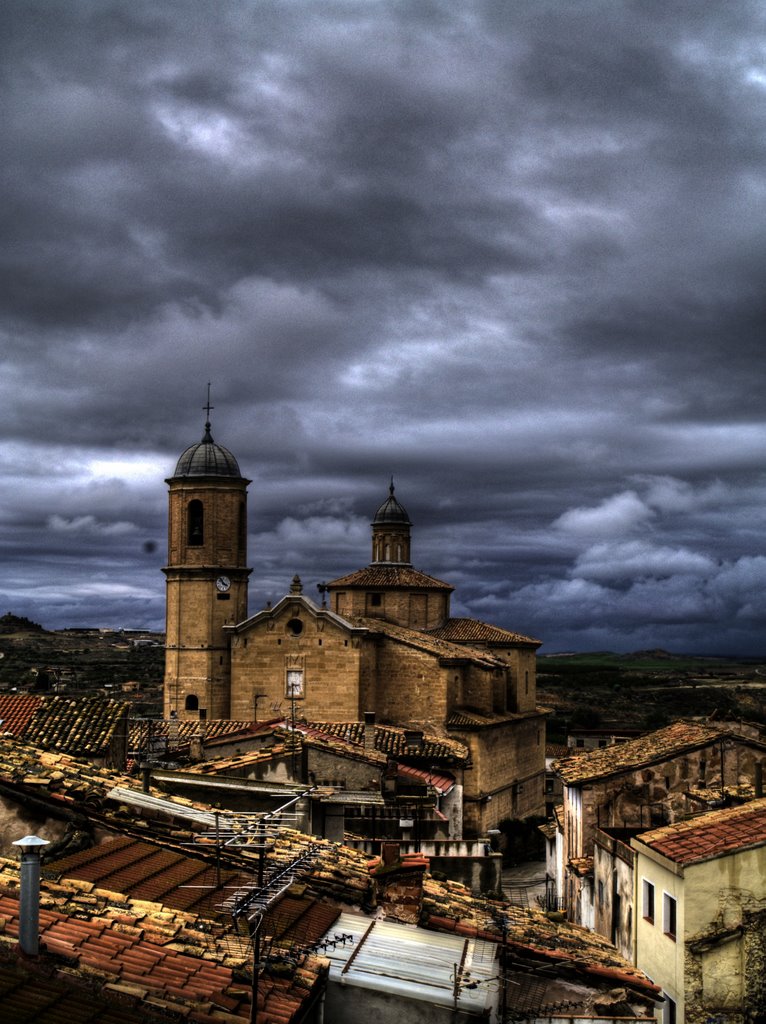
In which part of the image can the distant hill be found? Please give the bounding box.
[537,649,766,740]
[0,613,46,635]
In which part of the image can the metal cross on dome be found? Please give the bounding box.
[203,381,214,422]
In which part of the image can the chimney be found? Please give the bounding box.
[403,729,424,752]
[755,762,763,799]
[12,835,50,956]
[364,711,376,753]
[369,845,429,925]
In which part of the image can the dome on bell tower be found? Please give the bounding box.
[370,479,412,565]
[373,480,411,525]
[173,420,242,478]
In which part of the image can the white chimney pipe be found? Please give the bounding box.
[12,835,50,956]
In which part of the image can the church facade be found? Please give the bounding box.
[163,418,547,834]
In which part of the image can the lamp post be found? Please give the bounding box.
[12,835,50,956]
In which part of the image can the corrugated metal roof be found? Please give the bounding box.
[322,911,498,1014]
[106,786,237,828]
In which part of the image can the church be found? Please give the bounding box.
[163,413,548,833]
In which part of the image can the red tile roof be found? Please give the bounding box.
[421,878,659,1001]
[635,797,766,865]
[0,953,170,1024]
[129,719,272,753]
[0,865,329,1023]
[0,695,42,736]
[48,835,252,916]
[0,695,127,759]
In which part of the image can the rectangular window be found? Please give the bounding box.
[663,893,677,940]
[663,995,676,1024]
[642,879,655,923]
[286,670,304,698]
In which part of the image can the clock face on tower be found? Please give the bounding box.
[215,576,231,593]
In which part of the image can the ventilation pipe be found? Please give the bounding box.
[12,835,50,956]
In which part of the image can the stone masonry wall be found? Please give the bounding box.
[371,639,450,732]
[229,611,362,722]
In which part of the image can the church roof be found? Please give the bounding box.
[429,617,541,647]
[327,565,453,590]
[372,481,411,525]
[172,421,242,478]
[354,616,502,668]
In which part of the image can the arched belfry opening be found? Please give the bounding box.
[187,499,204,546]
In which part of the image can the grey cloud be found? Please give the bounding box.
[0,2,765,651]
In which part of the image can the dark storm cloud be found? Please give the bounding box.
[1,1,765,651]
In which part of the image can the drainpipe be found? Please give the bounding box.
[12,835,50,956]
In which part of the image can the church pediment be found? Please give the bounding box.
[228,592,366,638]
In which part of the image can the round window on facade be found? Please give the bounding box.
[286,618,304,636]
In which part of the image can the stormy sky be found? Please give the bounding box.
[1,1,765,654]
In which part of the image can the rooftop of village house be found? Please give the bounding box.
[552,719,766,785]
[0,694,128,758]
[633,795,766,866]
[302,719,470,762]
[129,718,278,754]
[38,830,659,1007]
[0,733,660,1009]
[177,724,460,794]
[0,860,327,1023]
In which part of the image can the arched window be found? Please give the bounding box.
[188,500,203,545]
[185,694,199,711]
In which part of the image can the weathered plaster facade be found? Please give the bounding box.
[633,797,766,1024]
[593,827,638,961]
[553,722,766,926]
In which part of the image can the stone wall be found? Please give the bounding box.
[566,738,766,867]
[455,716,546,834]
[229,610,363,722]
[371,639,451,731]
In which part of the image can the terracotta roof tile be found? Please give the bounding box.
[428,617,541,647]
[327,566,453,590]
[354,615,503,667]
[635,796,766,865]
[421,877,659,1000]
[0,863,329,1023]
[49,837,251,916]
[0,954,162,1024]
[0,694,43,736]
[553,720,746,784]
[129,719,273,754]
[21,696,129,759]
[302,720,469,763]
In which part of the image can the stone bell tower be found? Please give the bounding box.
[163,399,250,720]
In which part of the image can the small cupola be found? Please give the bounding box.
[371,479,412,565]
